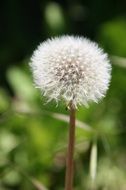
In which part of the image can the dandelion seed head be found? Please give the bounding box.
[30,36,111,108]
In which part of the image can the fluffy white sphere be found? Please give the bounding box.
[30,36,111,108]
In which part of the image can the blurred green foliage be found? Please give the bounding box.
[0,0,126,190]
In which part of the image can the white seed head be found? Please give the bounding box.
[30,36,111,108]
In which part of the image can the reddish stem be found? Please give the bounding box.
[65,102,76,190]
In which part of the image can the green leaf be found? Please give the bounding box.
[7,67,37,103]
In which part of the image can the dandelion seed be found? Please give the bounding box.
[30,35,111,108]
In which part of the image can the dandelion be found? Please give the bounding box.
[30,36,111,108]
[30,35,111,190]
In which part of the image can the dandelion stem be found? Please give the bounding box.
[65,102,76,190]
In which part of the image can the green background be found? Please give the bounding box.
[0,0,126,189]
